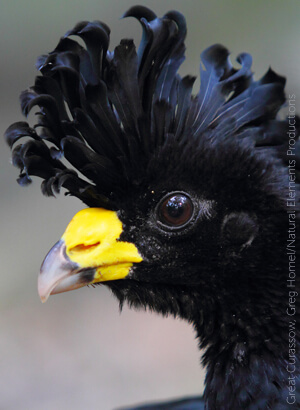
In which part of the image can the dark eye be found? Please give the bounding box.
[158,193,194,228]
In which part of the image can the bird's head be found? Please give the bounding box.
[6,3,296,321]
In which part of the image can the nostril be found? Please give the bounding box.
[69,242,100,254]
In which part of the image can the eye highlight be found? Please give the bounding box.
[158,193,194,228]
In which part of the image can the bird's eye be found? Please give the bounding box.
[158,193,194,228]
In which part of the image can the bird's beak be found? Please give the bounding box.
[38,208,143,303]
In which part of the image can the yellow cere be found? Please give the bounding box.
[62,208,142,282]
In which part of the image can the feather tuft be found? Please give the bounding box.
[5,7,299,207]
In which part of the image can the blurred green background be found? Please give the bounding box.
[1,0,299,409]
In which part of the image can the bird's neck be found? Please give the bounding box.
[202,350,296,409]
[192,295,299,409]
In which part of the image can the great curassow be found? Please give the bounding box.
[5,5,300,409]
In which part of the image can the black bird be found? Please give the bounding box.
[5,5,300,409]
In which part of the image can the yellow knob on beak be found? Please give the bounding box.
[38,208,143,302]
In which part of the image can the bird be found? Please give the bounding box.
[5,5,300,409]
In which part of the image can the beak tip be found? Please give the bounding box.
[38,280,50,303]
[39,294,48,303]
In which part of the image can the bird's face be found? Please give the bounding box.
[38,137,275,307]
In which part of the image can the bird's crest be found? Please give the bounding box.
[5,5,297,208]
